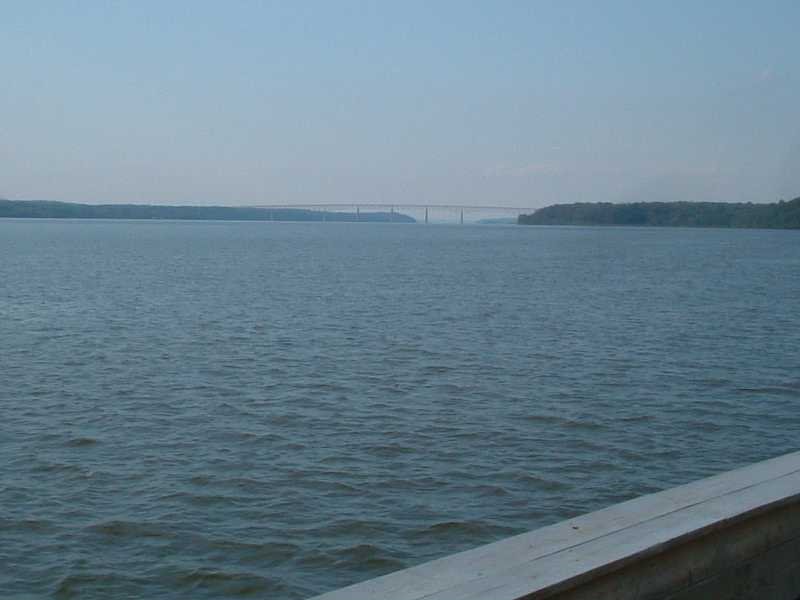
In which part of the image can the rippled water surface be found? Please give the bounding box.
[2,219,800,598]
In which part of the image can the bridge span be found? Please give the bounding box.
[245,203,538,224]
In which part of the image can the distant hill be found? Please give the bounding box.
[0,199,415,223]
[518,198,800,229]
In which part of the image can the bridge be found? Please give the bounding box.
[246,204,538,224]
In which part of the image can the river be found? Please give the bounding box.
[2,219,799,598]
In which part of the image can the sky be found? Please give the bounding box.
[1,1,799,208]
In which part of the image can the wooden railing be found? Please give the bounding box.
[309,450,800,600]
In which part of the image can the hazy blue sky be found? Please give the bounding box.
[2,1,799,208]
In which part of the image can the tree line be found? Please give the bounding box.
[0,199,415,223]
[519,198,800,229]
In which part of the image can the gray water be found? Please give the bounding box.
[2,219,799,599]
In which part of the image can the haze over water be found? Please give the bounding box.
[2,219,799,599]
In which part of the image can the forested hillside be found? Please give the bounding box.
[519,198,800,229]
